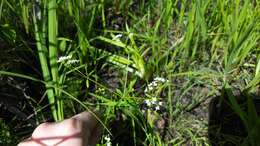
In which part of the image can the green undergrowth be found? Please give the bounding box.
[0,0,259,145]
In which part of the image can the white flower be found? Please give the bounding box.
[154,77,168,83]
[66,59,80,65]
[144,88,148,93]
[104,135,112,146]
[144,77,168,94]
[112,34,123,42]
[151,81,158,86]
[155,105,160,111]
[148,86,153,91]
[143,98,163,111]
[144,99,152,107]
[107,142,111,146]
[151,98,157,105]
[57,55,72,63]
[113,34,123,40]
[104,135,110,141]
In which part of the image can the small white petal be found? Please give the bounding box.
[66,59,79,65]
[57,55,72,63]
[104,135,111,141]
[145,100,152,107]
[152,81,158,86]
[154,77,168,83]
[148,86,153,91]
[107,142,112,146]
[144,88,148,93]
[113,34,123,40]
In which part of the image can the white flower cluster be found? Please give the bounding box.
[104,135,112,146]
[57,55,72,63]
[144,98,163,111]
[154,77,168,83]
[66,59,80,65]
[144,77,169,93]
[57,55,79,66]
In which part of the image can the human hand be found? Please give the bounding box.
[18,112,101,146]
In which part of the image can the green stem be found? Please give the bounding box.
[48,0,63,121]
[32,6,58,121]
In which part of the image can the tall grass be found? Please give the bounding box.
[48,0,63,121]
[0,0,259,145]
[31,0,63,121]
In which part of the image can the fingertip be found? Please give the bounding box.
[32,123,49,138]
[61,117,82,134]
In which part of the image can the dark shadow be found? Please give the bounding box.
[109,109,147,146]
[208,92,260,146]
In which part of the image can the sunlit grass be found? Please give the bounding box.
[0,0,259,145]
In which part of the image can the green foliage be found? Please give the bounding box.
[225,85,260,145]
[0,0,259,145]
[0,120,11,144]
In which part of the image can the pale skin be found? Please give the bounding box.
[18,112,101,146]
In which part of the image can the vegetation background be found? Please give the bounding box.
[0,0,259,145]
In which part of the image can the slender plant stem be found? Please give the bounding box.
[32,5,58,121]
[48,0,63,121]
